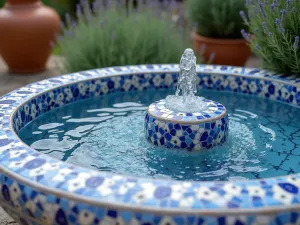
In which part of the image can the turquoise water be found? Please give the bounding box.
[18,89,300,181]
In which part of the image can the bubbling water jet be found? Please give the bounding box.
[165,48,208,113]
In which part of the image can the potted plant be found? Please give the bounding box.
[187,0,251,66]
[241,0,300,75]
[56,1,193,73]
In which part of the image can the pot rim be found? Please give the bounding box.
[192,32,249,45]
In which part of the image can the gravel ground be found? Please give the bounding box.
[0,55,260,224]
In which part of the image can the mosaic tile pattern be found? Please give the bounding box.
[0,64,300,224]
[148,99,226,123]
[1,175,300,225]
[145,100,228,150]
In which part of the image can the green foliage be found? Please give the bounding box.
[58,2,192,73]
[0,0,71,18]
[186,0,247,39]
[243,0,300,75]
[42,0,71,18]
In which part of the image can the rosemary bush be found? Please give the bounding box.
[241,0,300,75]
[57,0,191,73]
[186,0,248,39]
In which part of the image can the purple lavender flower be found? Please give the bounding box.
[248,8,253,18]
[65,13,72,27]
[275,18,285,33]
[256,44,261,50]
[262,22,268,33]
[208,52,216,63]
[116,0,121,9]
[92,1,99,13]
[253,6,259,14]
[65,30,75,38]
[76,4,83,19]
[274,0,279,6]
[286,0,290,11]
[240,11,248,24]
[269,32,273,37]
[293,36,299,50]
[80,0,89,11]
[106,0,112,9]
[163,0,168,9]
[280,9,286,21]
[270,3,275,11]
[81,0,92,17]
[170,0,177,10]
[259,1,267,18]
[198,44,206,55]
[72,20,77,29]
[241,29,251,41]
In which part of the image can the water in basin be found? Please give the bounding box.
[18,89,300,181]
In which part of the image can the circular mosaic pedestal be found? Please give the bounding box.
[145,99,229,151]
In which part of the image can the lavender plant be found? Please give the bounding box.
[57,0,192,73]
[241,0,300,75]
[187,0,248,39]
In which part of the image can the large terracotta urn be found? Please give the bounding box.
[0,0,60,73]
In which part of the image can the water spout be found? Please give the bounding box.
[165,48,208,113]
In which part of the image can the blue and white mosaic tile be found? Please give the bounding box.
[145,99,228,150]
[0,64,300,225]
[147,99,226,123]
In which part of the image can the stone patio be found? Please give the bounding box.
[0,55,260,224]
[0,56,63,96]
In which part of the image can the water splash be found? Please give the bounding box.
[165,48,208,113]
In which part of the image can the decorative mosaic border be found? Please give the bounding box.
[0,65,300,224]
[145,112,228,150]
[147,99,227,124]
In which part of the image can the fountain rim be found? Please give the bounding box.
[0,64,300,215]
[147,99,228,124]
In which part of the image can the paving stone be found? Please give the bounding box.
[0,207,18,225]
[0,56,63,96]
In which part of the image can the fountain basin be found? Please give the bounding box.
[0,64,299,225]
[145,99,228,150]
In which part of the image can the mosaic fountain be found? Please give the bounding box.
[145,49,228,150]
[0,49,300,225]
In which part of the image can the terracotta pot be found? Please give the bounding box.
[0,0,60,73]
[192,32,251,67]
